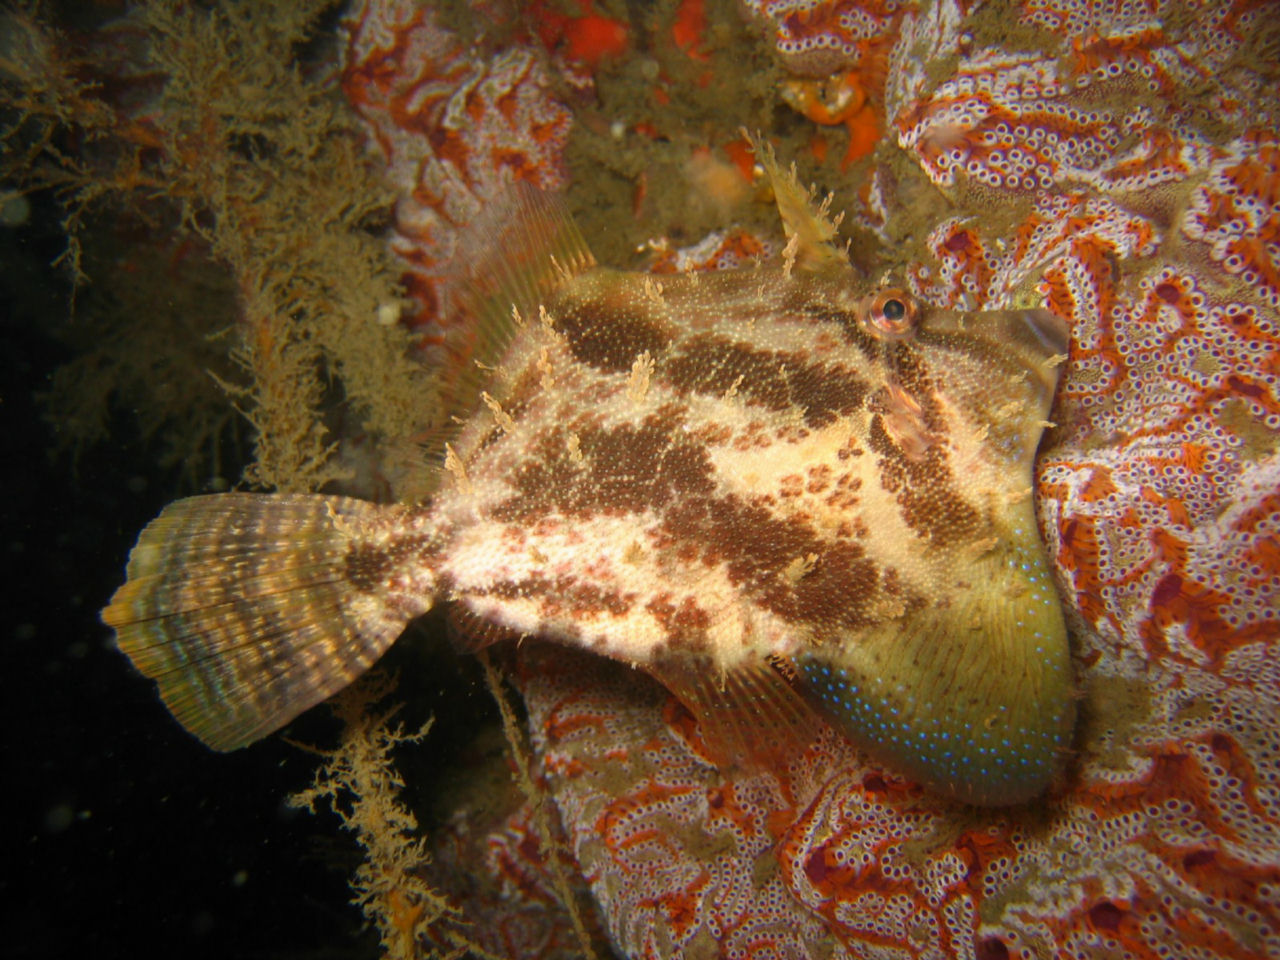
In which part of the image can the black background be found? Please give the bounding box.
[0,184,431,960]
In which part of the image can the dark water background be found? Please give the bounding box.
[1,191,379,959]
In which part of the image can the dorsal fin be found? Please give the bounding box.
[745,130,848,275]
[428,187,597,447]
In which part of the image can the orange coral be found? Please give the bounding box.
[781,69,879,169]
[671,0,709,60]
[560,12,629,68]
[530,0,629,69]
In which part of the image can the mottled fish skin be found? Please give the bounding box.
[435,253,1073,805]
[103,154,1074,805]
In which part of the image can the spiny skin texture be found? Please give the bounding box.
[436,235,1072,805]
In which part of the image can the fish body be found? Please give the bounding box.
[104,149,1074,805]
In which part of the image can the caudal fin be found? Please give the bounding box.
[102,493,435,751]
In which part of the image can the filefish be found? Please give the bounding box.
[103,146,1075,806]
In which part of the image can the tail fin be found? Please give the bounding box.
[102,493,434,751]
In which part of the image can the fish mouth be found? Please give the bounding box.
[1018,309,1071,358]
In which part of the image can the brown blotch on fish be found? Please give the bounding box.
[870,414,981,547]
[555,293,674,374]
[646,593,714,650]
[498,405,716,521]
[661,494,878,631]
[344,542,395,594]
[664,335,870,429]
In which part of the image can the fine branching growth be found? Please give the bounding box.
[288,672,495,960]
[1,1,434,492]
[3,5,475,956]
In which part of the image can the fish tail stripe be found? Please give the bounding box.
[114,563,349,616]
[102,493,422,752]
[112,577,347,663]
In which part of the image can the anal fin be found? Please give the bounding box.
[647,655,823,773]
[446,603,525,653]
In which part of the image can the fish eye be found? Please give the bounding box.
[863,289,918,340]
